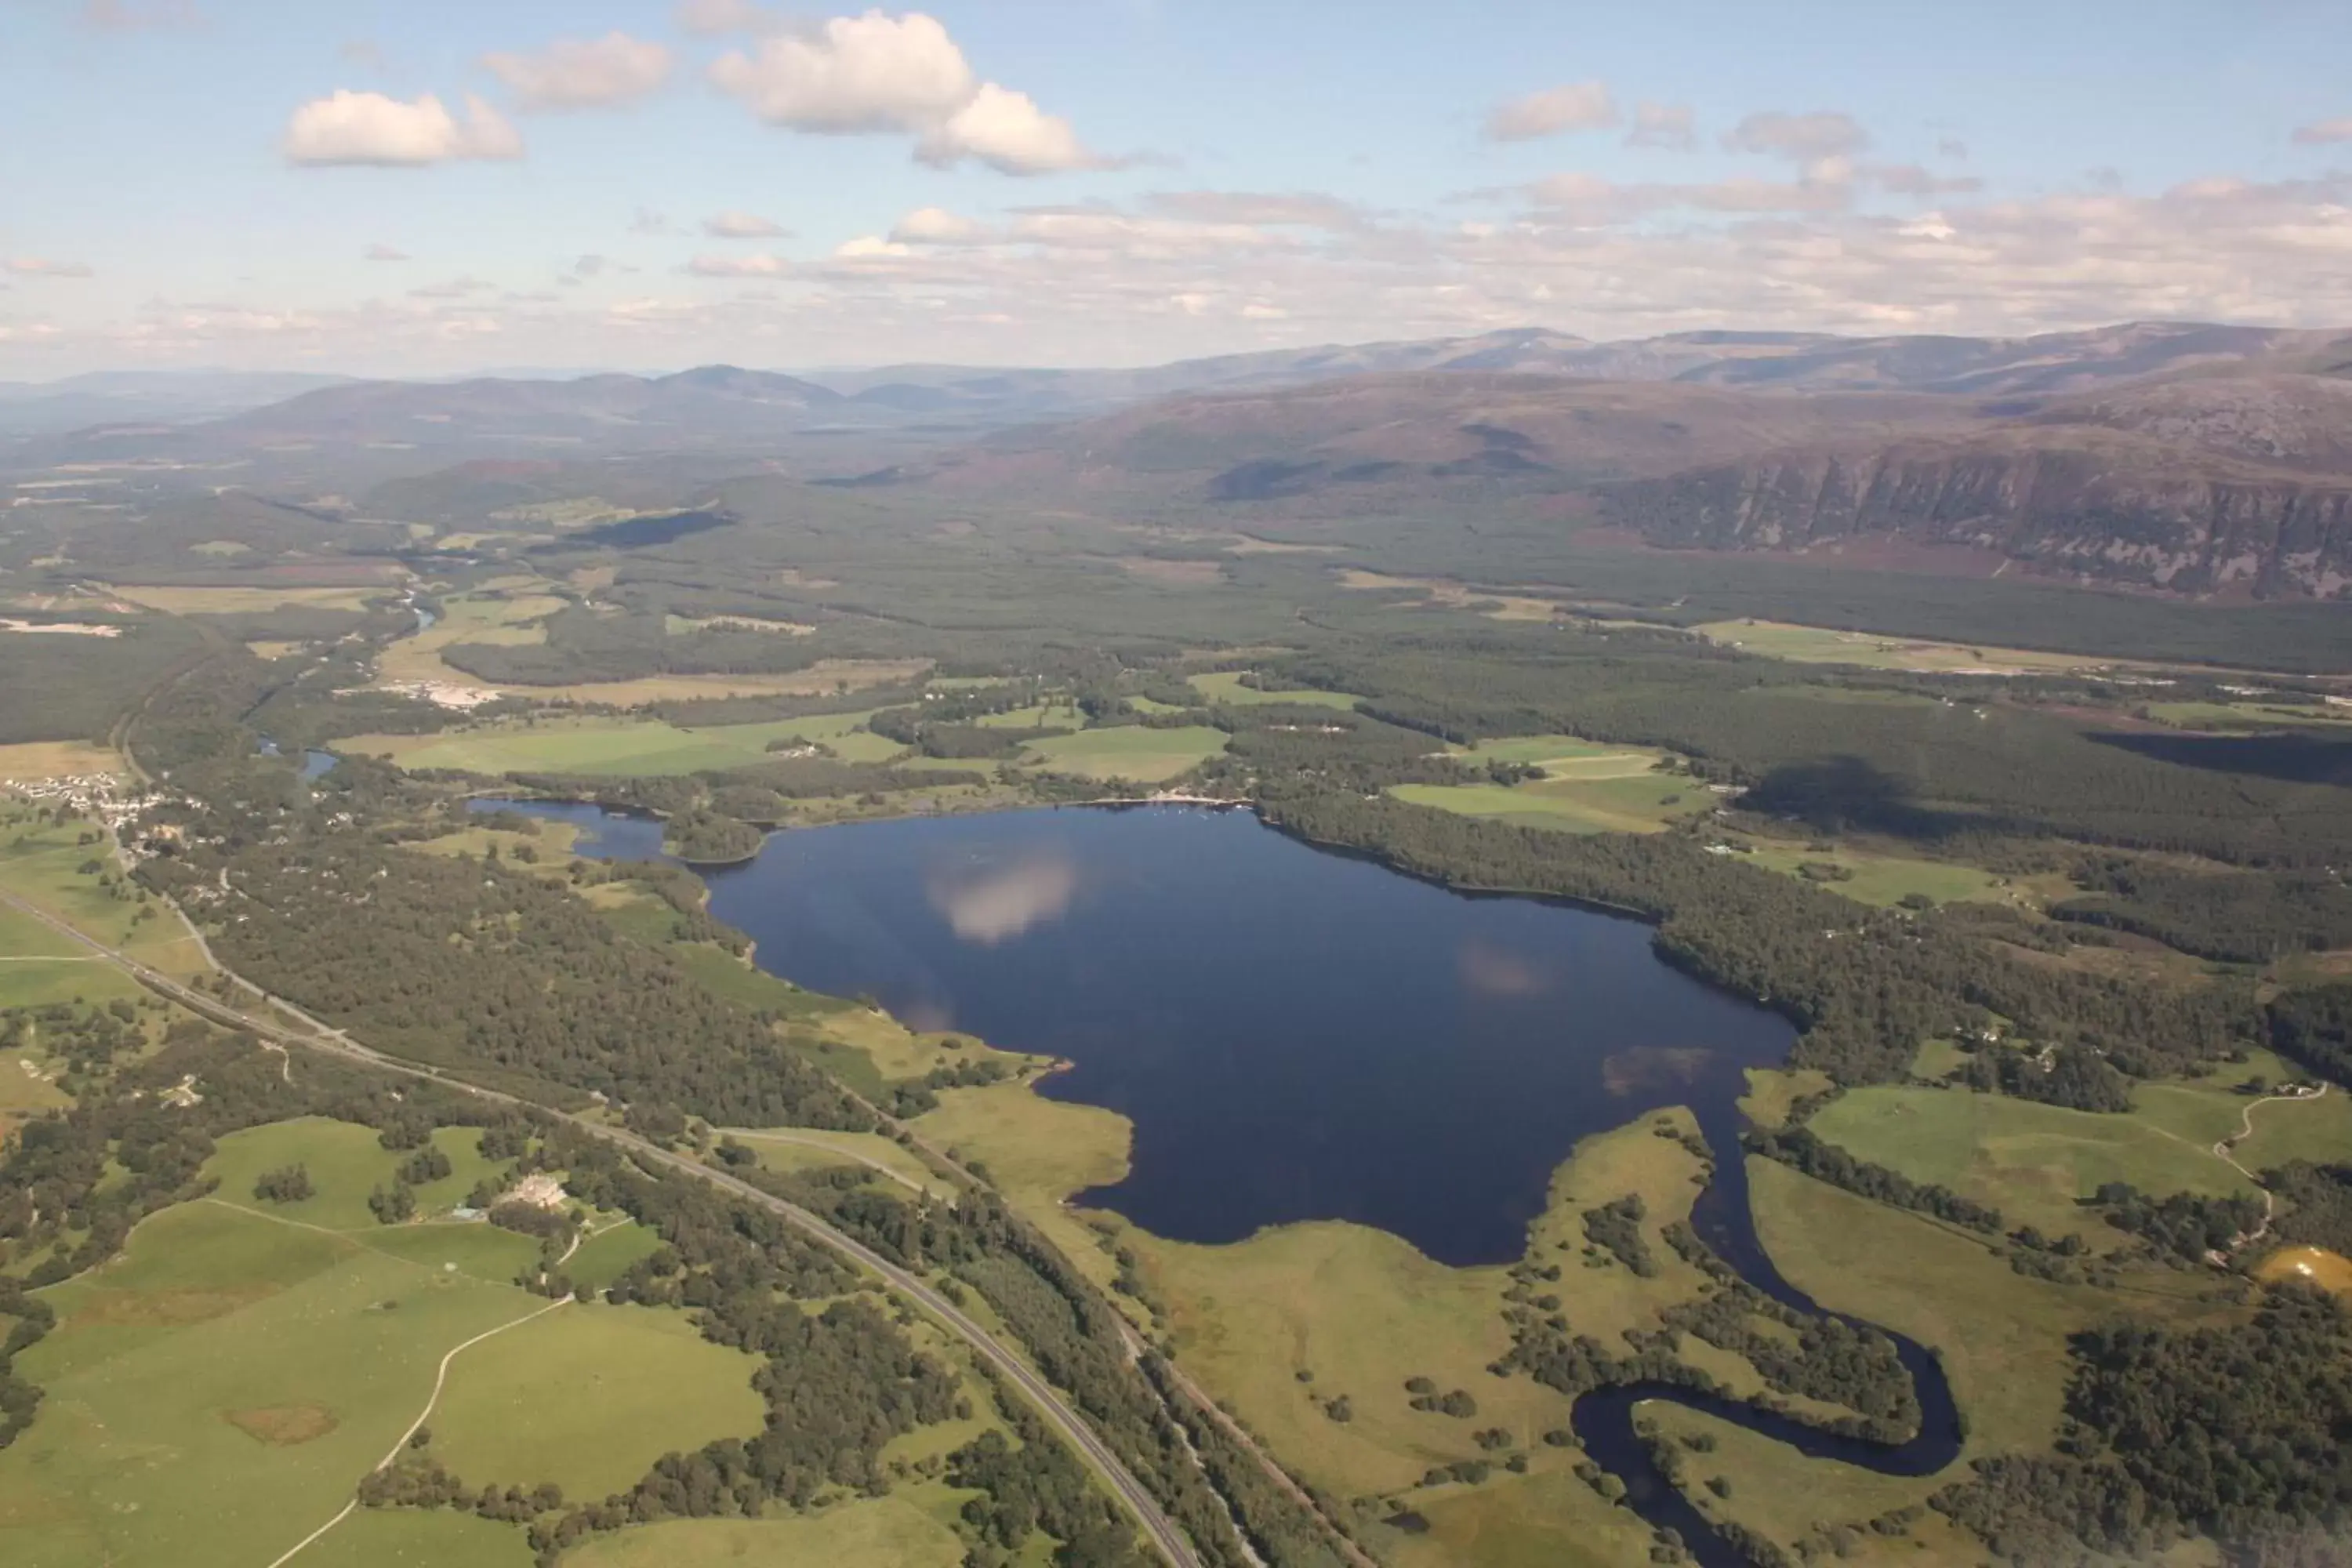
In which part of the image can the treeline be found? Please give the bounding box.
[2052,857,2352,964]
[745,1164,1359,1567]
[1258,634,2352,868]
[1256,788,2256,1084]
[1933,1287,2352,1561]
[2090,1182,2267,1263]
[136,830,869,1131]
[1747,1127,2005,1232]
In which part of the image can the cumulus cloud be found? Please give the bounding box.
[1520,171,1850,221]
[890,205,988,243]
[710,10,1105,174]
[282,91,524,166]
[1485,79,1617,141]
[2293,116,2352,145]
[919,82,1104,174]
[1624,101,1697,151]
[710,12,975,132]
[482,32,672,111]
[686,253,793,277]
[702,210,789,238]
[363,242,410,261]
[1723,110,1869,161]
[5,258,95,279]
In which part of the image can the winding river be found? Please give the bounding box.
[478,800,1962,1559]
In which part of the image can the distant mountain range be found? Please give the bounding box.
[9,321,2352,599]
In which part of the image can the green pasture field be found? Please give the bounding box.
[336,709,900,776]
[1020,724,1228,783]
[1,1200,557,1568]
[202,1119,518,1230]
[429,1303,764,1500]
[1388,1465,1664,1568]
[0,811,208,985]
[2,1115,770,1568]
[293,1506,532,1568]
[2144,699,2352,732]
[1737,843,2009,908]
[1690,619,2126,676]
[1390,772,1700,836]
[976,701,1085,729]
[725,1126,953,1196]
[563,1496,965,1568]
[1189,671,1360,709]
[1806,1084,2254,1247]
[562,1221,664,1294]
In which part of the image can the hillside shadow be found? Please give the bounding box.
[2089,730,2352,788]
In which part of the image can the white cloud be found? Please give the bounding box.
[482,32,672,112]
[363,242,410,261]
[2293,117,2352,145]
[890,205,988,243]
[686,253,793,277]
[702,210,789,238]
[5,258,95,279]
[1723,110,1869,161]
[919,82,1103,174]
[1625,102,1696,152]
[408,276,495,299]
[710,12,974,132]
[282,91,523,166]
[835,236,912,259]
[1485,80,1617,142]
[710,10,1104,175]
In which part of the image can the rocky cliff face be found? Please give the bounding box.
[1606,435,2352,597]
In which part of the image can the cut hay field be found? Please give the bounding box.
[0,1120,771,1568]
[1806,1085,2255,1252]
[564,1496,965,1568]
[1392,736,1704,836]
[338,709,899,776]
[0,740,120,782]
[1691,619,2129,676]
[372,590,562,691]
[1021,724,1227,783]
[111,584,390,616]
[1189,671,1360,709]
[1738,843,2009,908]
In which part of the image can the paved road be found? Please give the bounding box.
[0,884,1203,1568]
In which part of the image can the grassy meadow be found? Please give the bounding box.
[1690,619,2130,676]
[1189,671,1361,709]
[1806,1083,2256,1247]
[337,709,902,776]
[564,1497,965,1568]
[1737,842,2009,909]
[1020,724,1228,783]
[1391,737,1704,836]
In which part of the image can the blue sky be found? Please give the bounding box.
[4,0,2350,376]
